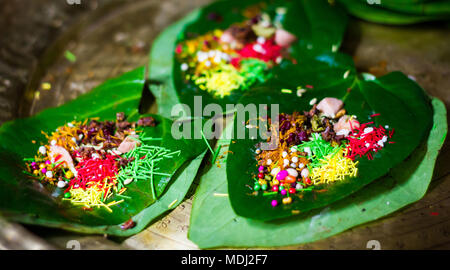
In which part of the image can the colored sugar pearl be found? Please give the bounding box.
[45,160,51,165]
[38,146,46,155]
[305,178,312,185]
[45,171,53,178]
[181,63,189,71]
[289,188,296,194]
[279,185,285,191]
[254,183,261,191]
[280,189,287,196]
[258,173,264,179]
[271,200,278,207]
[272,185,279,192]
[286,168,298,177]
[175,44,182,54]
[41,168,47,174]
[296,183,303,190]
[261,184,268,191]
[301,168,309,178]
[270,167,280,177]
[64,192,71,198]
[285,175,296,183]
[65,171,74,179]
[57,180,67,188]
[258,165,264,172]
[276,170,288,180]
[282,197,292,205]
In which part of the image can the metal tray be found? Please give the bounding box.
[1,0,449,250]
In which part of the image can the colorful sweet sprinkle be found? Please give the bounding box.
[252,96,394,207]
[175,6,297,97]
[23,113,179,212]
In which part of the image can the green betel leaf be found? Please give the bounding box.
[363,0,436,3]
[225,59,434,220]
[354,0,450,17]
[377,0,450,17]
[188,94,446,249]
[338,0,449,24]
[0,67,207,236]
[148,0,348,117]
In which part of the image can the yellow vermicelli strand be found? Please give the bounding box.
[310,148,359,184]
[63,181,123,212]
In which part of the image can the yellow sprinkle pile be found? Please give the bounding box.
[193,64,245,98]
[310,148,359,185]
[63,182,124,212]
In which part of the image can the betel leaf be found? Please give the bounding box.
[378,0,450,17]
[225,57,433,220]
[148,0,348,117]
[366,0,436,3]
[188,87,446,249]
[355,0,450,17]
[0,67,207,236]
[148,7,201,118]
[338,0,449,24]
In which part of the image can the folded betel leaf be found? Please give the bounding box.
[225,56,434,221]
[337,0,449,25]
[148,0,348,117]
[188,74,446,248]
[377,0,450,17]
[0,67,207,236]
